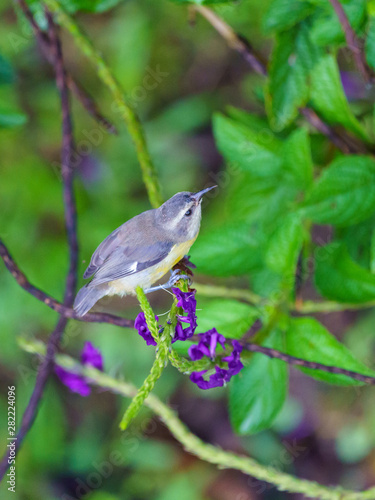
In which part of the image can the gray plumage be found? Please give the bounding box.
[73,188,216,317]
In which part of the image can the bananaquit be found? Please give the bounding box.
[73,186,216,316]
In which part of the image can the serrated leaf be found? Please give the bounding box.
[229,328,288,434]
[265,213,304,277]
[213,113,282,175]
[338,214,375,269]
[190,222,263,277]
[196,299,259,339]
[227,172,300,226]
[310,54,369,142]
[302,156,375,226]
[286,317,375,385]
[366,16,375,70]
[282,128,313,189]
[315,242,375,303]
[263,0,315,34]
[266,22,321,131]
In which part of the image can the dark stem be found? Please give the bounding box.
[0,240,134,328]
[0,12,78,481]
[14,0,117,134]
[195,5,368,155]
[243,343,375,385]
[328,0,373,84]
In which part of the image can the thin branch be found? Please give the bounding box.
[294,298,375,314]
[19,341,375,499]
[0,13,78,481]
[0,240,134,328]
[328,0,373,84]
[194,282,262,305]
[194,5,367,155]
[15,0,117,134]
[44,0,163,208]
[196,281,375,314]
[242,343,375,385]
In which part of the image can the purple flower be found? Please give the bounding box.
[172,288,196,315]
[171,288,198,341]
[81,341,103,370]
[189,337,244,390]
[222,340,243,376]
[55,341,104,396]
[188,328,226,360]
[55,368,92,396]
[135,312,157,346]
[190,367,231,390]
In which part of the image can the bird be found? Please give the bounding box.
[73,186,216,316]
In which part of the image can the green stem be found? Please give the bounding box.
[119,287,169,430]
[43,0,163,209]
[119,343,168,430]
[295,299,375,314]
[195,282,375,314]
[168,348,213,374]
[136,286,159,342]
[194,282,262,305]
[19,338,375,500]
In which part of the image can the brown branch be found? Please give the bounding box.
[194,5,367,155]
[243,343,375,385]
[0,13,78,481]
[0,241,134,327]
[328,0,373,84]
[15,0,117,134]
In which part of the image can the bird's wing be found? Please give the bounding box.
[83,225,124,279]
[89,239,174,286]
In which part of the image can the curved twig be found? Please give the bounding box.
[194,5,368,155]
[242,343,375,385]
[20,341,375,500]
[15,0,117,134]
[328,0,373,84]
[0,240,134,328]
[0,13,77,481]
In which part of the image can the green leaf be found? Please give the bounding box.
[0,54,14,85]
[371,228,375,273]
[265,213,304,277]
[366,15,375,70]
[169,0,234,4]
[338,214,375,269]
[213,112,282,175]
[263,0,315,34]
[302,156,375,226]
[266,22,321,131]
[0,110,27,128]
[56,0,122,13]
[286,317,375,385]
[230,328,288,434]
[310,0,366,47]
[190,222,263,277]
[196,299,259,339]
[310,54,369,142]
[315,242,375,303]
[282,128,313,189]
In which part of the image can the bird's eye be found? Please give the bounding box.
[185,209,192,216]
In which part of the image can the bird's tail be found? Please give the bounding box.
[73,284,107,317]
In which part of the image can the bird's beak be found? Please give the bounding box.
[191,185,217,203]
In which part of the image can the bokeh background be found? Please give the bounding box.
[1,0,375,499]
